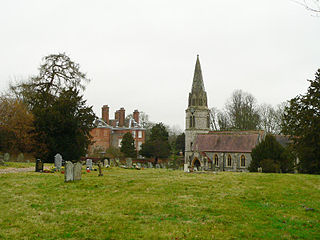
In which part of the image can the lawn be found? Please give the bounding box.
[0,168,319,239]
[0,162,35,169]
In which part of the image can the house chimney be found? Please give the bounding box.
[119,107,125,127]
[133,110,139,124]
[101,105,109,124]
[115,110,120,125]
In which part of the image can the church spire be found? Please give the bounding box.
[191,55,205,93]
[188,55,208,108]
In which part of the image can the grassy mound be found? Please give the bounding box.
[0,168,319,239]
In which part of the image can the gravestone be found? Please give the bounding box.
[104,159,109,167]
[148,162,153,168]
[137,163,141,168]
[110,159,115,167]
[160,163,164,168]
[17,153,24,162]
[156,164,160,169]
[184,164,189,172]
[35,159,43,172]
[73,162,82,181]
[126,158,132,168]
[258,167,262,173]
[115,158,120,166]
[86,159,93,170]
[142,163,147,169]
[4,153,10,162]
[65,161,74,182]
[54,153,63,171]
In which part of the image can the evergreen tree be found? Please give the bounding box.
[249,135,294,173]
[120,132,137,158]
[175,133,185,155]
[282,69,320,173]
[139,123,170,162]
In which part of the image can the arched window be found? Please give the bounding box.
[189,116,193,128]
[192,98,195,106]
[214,154,219,167]
[240,155,246,167]
[227,155,232,167]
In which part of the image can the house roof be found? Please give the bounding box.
[193,132,262,153]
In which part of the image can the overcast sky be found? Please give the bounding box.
[0,0,319,130]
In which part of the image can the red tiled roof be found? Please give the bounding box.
[194,133,261,153]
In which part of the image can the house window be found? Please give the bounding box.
[227,155,232,167]
[132,131,136,138]
[240,155,246,167]
[214,154,219,167]
[118,138,122,147]
[138,131,142,138]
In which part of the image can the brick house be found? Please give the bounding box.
[89,105,145,155]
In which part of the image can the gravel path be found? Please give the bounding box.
[0,167,35,174]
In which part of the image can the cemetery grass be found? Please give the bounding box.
[0,162,36,169]
[0,169,319,239]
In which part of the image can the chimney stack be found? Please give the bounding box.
[119,107,125,127]
[101,105,109,124]
[133,110,139,124]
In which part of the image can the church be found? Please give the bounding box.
[184,56,265,172]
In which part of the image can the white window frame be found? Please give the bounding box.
[138,131,142,138]
[132,131,136,138]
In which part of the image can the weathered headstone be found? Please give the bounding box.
[148,162,153,168]
[184,164,189,172]
[73,162,82,181]
[86,159,93,170]
[156,164,160,169]
[142,163,148,168]
[54,153,63,171]
[35,159,43,172]
[126,158,133,168]
[137,162,141,168]
[4,153,10,162]
[104,159,109,167]
[17,153,24,162]
[258,167,262,173]
[65,161,74,182]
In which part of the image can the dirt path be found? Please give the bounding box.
[0,167,35,174]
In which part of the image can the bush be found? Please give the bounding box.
[260,159,280,173]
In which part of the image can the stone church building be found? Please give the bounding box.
[185,56,264,172]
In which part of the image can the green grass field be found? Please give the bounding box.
[0,168,319,239]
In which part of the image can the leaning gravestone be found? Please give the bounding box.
[73,162,82,181]
[65,161,74,182]
[54,153,63,171]
[86,159,93,170]
[35,159,43,172]
[126,158,133,168]
[4,153,10,162]
[148,162,153,168]
[156,164,160,169]
[17,153,24,162]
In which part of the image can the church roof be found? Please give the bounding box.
[191,55,205,93]
[193,132,262,153]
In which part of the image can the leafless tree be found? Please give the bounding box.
[291,0,320,14]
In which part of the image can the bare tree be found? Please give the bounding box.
[225,90,260,131]
[291,0,320,13]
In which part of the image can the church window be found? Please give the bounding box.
[214,154,219,167]
[207,115,210,128]
[199,99,202,106]
[193,116,195,127]
[240,155,246,167]
[192,98,195,106]
[190,142,193,150]
[189,116,193,128]
[227,155,232,167]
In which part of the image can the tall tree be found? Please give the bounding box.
[139,123,170,162]
[258,103,285,134]
[10,53,96,162]
[175,133,185,155]
[282,69,320,173]
[225,90,260,130]
[292,0,320,13]
[120,132,137,158]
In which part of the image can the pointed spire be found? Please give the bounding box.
[191,55,205,93]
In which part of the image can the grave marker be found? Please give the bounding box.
[73,162,82,181]
[65,161,74,182]
[54,153,63,171]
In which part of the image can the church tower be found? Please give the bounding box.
[185,55,210,166]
